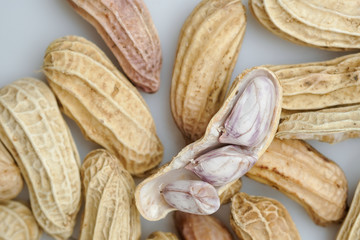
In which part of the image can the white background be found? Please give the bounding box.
[1,0,359,239]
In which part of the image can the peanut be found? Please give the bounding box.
[68,0,162,92]
[231,192,301,240]
[43,35,163,176]
[171,0,246,142]
[0,78,81,239]
[0,200,42,240]
[80,149,140,240]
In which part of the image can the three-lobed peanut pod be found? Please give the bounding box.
[0,78,81,239]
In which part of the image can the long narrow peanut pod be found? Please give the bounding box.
[247,139,347,225]
[68,0,162,92]
[171,0,246,142]
[268,53,360,110]
[276,104,360,143]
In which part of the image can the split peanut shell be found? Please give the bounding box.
[135,67,282,221]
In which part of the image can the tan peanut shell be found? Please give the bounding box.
[147,232,179,240]
[267,52,360,111]
[337,181,360,240]
[0,140,23,200]
[249,0,314,49]
[43,35,163,176]
[247,138,347,225]
[0,200,42,240]
[219,178,242,205]
[68,0,162,92]
[250,0,360,50]
[174,211,232,240]
[79,149,140,240]
[171,0,246,142]
[230,192,301,240]
[135,67,282,221]
[0,78,81,239]
[276,104,360,143]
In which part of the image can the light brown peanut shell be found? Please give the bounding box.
[219,178,242,205]
[147,231,179,240]
[0,200,42,240]
[249,0,315,49]
[0,78,81,239]
[230,192,301,240]
[79,149,140,240]
[135,67,282,220]
[250,0,360,50]
[171,0,246,142]
[247,138,347,225]
[267,52,360,111]
[68,0,162,93]
[337,181,360,240]
[276,104,360,143]
[0,140,23,200]
[43,35,163,176]
[174,211,232,240]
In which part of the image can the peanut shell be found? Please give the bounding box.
[135,67,282,220]
[247,138,348,225]
[337,181,360,240]
[79,149,140,240]
[230,192,301,240]
[174,211,233,240]
[68,0,162,92]
[171,0,246,142]
[268,52,360,111]
[147,232,179,240]
[43,35,163,176]
[0,78,81,239]
[0,200,42,240]
[251,0,360,50]
[276,104,360,143]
